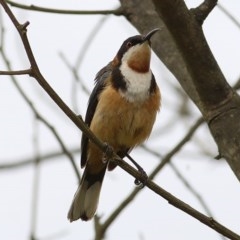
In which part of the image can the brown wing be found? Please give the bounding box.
[80,62,113,168]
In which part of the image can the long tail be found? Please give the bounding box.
[67,165,107,222]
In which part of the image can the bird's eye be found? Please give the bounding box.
[126,42,132,48]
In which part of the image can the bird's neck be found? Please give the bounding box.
[118,61,152,103]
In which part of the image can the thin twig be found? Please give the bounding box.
[0,16,80,181]
[114,156,240,240]
[94,118,228,240]
[0,63,81,181]
[169,162,226,240]
[1,0,108,155]
[6,0,123,16]
[59,53,90,95]
[75,17,109,69]
[30,118,40,240]
[0,68,31,75]
[59,15,108,112]
[218,4,240,29]
[0,147,80,170]
[0,0,110,178]
[144,129,225,240]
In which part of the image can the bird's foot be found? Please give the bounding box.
[102,142,114,164]
[125,153,148,188]
[134,167,148,189]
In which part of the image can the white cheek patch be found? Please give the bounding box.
[119,62,152,103]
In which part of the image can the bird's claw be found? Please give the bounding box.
[134,168,148,189]
[102,142,114,164]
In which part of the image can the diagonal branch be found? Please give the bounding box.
[0,47,81,181]
[0,10,80,181]
[113,156,240,240]
[94,118,204,239]
[0,0,107,156]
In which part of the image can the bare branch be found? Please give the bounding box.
[93,118,234,240]
[113,156,240,240]
[59,53,90,96]
[6,0,123,16]
[0,147,80,170]
[191,0,218,25]
[59,15,108,112]
[0,0,107,157]
[0,14,80,181]
[151,0,240,181]
[0,68,81,182]
[99,119,203,237]
[0,68,31,75]
[152,0,231,112]
[30,119,40,240]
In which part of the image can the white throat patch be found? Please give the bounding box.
[119,62,152,103]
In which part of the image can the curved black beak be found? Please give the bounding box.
[143,28,160,42]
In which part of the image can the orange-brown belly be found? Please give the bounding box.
[90,85,160,149]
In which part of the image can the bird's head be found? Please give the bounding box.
[113,28,159,73]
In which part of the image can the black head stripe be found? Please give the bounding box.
[116,35,144,63]
[150,73,157,93]
[111,67,127,91]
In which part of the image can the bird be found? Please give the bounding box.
[68,28,161,222]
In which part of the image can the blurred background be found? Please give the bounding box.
[1,0,240,239]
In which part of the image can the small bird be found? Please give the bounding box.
[68,29,161,222]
